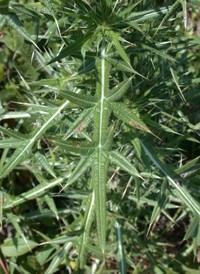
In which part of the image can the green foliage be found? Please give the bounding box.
[0,0,200,273]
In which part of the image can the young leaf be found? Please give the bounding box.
[48,32,95,64]
[107,30,130,65]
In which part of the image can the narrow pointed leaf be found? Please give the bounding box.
[44,243,73,274]
[106,57,146,78]
[7,213,31,251]
[0,100,70,179]
[35,151,57,178]
[110,151,143,179]
[59,90,97,108]
[3,173,70,209]
[44,195,59,219]
[0,141,31,179]
[0,191,3,228]
[7,13,39,49]
[183,215,199,241]
[3,155,91,209]
[115,221,126,274]
[176,156,200,175]
[0,126,26,139]
[51,139,95,155]
[126,7,173,23]
[107,30,130,64]
[112,102,157,137]
[79,191,95,268]
[148,181,168,233]
[91,150,109,253]
[48,32,94,64]
[107,78,132,102]
[141,43,175,63]
[61,155,92,191]
[141,141,200,216]
[63,108,94,140]
[0,111,30,120]
[170,67,186,101]
[0,138,24,148]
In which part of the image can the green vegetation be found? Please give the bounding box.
[0,0,200,273]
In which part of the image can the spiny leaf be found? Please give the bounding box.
[112,102,158,138]
[44,195,59,220]
[61,155,92,191]
[109,151,143,180]
[105,57,139,74]
[107,78,132,102]
[59,89,97,108]
[0,100,70,179]
[125,6,172,23]
[154,1,180,34]
[176,156,200,175]
[141,43,175,63]
[148,181,168,234]
[63,108,94,140]
[95,49,111,99]
[51,139,95,155]
[0,141,31,179]
[7,12,40,50]
[0,111,30,120]
[107,30,130,65]
[34,151,57,178]
[3,155,90,209]
[91,150,109,253]
[141,141,200,216]
[3,173,70,209]
[0,138,25,148]
[48,32,95,64]
[0,126,27,139]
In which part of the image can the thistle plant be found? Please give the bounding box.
[0,0,200,273]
